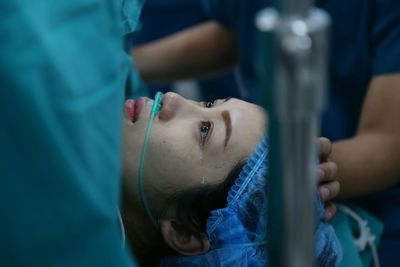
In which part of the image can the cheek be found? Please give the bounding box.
[145,142,230,189]
[149,129,198,163]
[202,162,233,185]
[144,129,204,187]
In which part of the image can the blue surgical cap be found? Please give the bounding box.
[159,136,342,267]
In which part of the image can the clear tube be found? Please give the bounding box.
[138,91,164,229]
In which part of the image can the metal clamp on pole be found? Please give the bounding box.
[256,3,330,267]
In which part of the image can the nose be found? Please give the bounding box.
[158,92,200,121]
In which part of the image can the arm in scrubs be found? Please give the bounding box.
[0,0,144,266]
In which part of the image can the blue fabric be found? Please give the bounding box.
[0,1,143,266]
[159,137,342,267]
[202,0,266,103]
[124,0,149,99]
[202,1,400,265]
[131,0,243,101]
[121,0,146,34]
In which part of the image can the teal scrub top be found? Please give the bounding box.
[0,0,144,266]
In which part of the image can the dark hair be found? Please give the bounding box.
[159,160,246,239]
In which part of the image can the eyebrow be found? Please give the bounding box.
[223,97,232,103]
[221,110,232,149]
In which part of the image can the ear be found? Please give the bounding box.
[159,219,210,256]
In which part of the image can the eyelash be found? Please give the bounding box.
[203,100,216,108]
[199,121,213,147]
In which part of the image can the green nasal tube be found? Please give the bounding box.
[138,91,164,229]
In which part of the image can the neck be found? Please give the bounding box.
[121,197,173,267]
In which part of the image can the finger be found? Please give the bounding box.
[324,202,337,221]
[317,137,332,161]
[318,161,338,183]
[319,180,340,201]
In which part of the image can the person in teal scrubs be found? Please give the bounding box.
[0,1,144,266]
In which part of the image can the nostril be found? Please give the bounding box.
[159,92,178,121]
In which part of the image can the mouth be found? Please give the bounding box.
[124,97,147,123]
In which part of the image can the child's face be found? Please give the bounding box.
[122,92,266,210]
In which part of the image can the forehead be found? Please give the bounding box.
[226,100,266,134]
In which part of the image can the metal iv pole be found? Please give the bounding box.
[255,1,330,266]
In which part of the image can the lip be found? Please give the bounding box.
[124,97,147,122]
